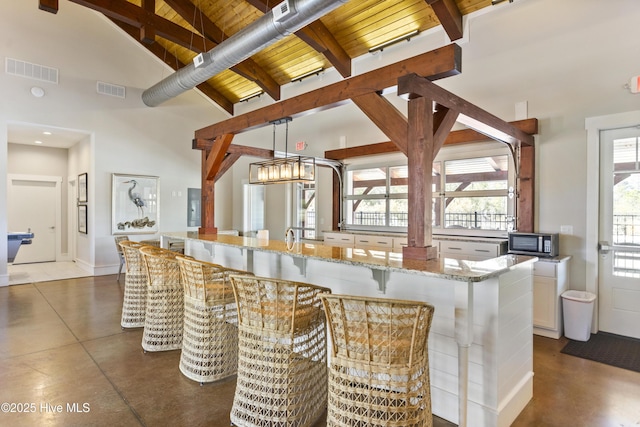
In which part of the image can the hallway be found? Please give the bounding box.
[0,275,639,426]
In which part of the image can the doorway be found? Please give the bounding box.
[598,126,640,339]
[7,175,61,264]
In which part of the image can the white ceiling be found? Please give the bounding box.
[7,122,90,149]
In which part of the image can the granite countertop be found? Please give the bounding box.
[164,232,535,282]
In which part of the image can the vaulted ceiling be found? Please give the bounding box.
[39,0,492,115]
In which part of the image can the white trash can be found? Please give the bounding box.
[561,290,596,341]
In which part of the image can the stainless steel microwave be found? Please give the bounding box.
[508,232,559,257]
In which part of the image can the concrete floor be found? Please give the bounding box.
[1,275,639,426]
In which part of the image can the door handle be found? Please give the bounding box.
[598,241,611,254]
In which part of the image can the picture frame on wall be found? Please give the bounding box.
[78,204,87,234]
[112,173,159,235]
[78,172,88,203]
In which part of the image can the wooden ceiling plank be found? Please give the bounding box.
[195,43,462,142]
[351,92,408,155]
[324,118,539,160]
[398,73,535,146]
[39,0,58,13]
[163,0,281,101]
[205,134,235,181]
[425,0,463,41]
[113,19,233,114]
[246,0,352,78]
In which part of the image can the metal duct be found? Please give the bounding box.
[142,0,349,107]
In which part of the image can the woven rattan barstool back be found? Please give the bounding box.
[319,293,435,427]
[119,240,148,328]
[139,246,184,352]
[229,275,331,427]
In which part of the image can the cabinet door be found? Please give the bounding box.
[533,276,557,329]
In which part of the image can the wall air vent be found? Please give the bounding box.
[273,0,296,22]
[97,81,126,99]
[5,58,58,84]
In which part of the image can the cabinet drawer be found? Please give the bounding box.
[324,233,354,247]
[355,235,393,249]
[439,241,500,257]
[533,261,557,278]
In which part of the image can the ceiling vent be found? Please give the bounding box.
[97,81,126,99]
[273,0,296,22]
[5,58,58,84]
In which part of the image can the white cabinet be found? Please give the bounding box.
[533,257,570,339]
[437,239,507,261]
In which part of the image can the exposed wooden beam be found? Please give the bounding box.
[297,21,352,78]
[398,73,535,146]
[39,0,58,13]
[324,118,538,160]
[112,20,233,114]
[425,0,463,41]
[215,153,242,182]
[351,92,408,155]
[204,134,235,181]
[140,0,155,44]
[195,43,462,142]
[163,0,280,101]
[432,105,459,154]
[246,0,352,78]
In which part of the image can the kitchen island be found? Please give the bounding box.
[162,231,536,427]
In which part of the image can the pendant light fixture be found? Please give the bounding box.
[249,117,316,184]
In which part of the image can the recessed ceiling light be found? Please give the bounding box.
[35,140,43,144]
[30,86,45,98]
[43,131,52,135]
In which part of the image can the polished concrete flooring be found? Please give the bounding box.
[1,273,640,426]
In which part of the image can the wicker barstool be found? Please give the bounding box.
[114,235,129,283]
[139,246,184,352]
[229,275,331,427]
[319,294,435,427]
[119,240,148,329]
[176,256,252,384]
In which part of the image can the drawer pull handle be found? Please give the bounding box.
[475,249,491,253]
[448,247,462,250]
[376,241,387,244]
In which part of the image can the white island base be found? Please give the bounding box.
[163,232,535,427]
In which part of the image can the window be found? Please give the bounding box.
[343,143,516,236]
[344,163,408,231]
[294,182,316,239]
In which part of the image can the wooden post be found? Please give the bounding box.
[199,149,217,234]
[403,96,438,260]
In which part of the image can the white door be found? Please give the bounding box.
[598,127,640,339]
[8,177,57,264]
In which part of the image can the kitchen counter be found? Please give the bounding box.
[163,231,531,283]
[163,231,536,427]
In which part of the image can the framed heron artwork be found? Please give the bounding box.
[112,173,159,235]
